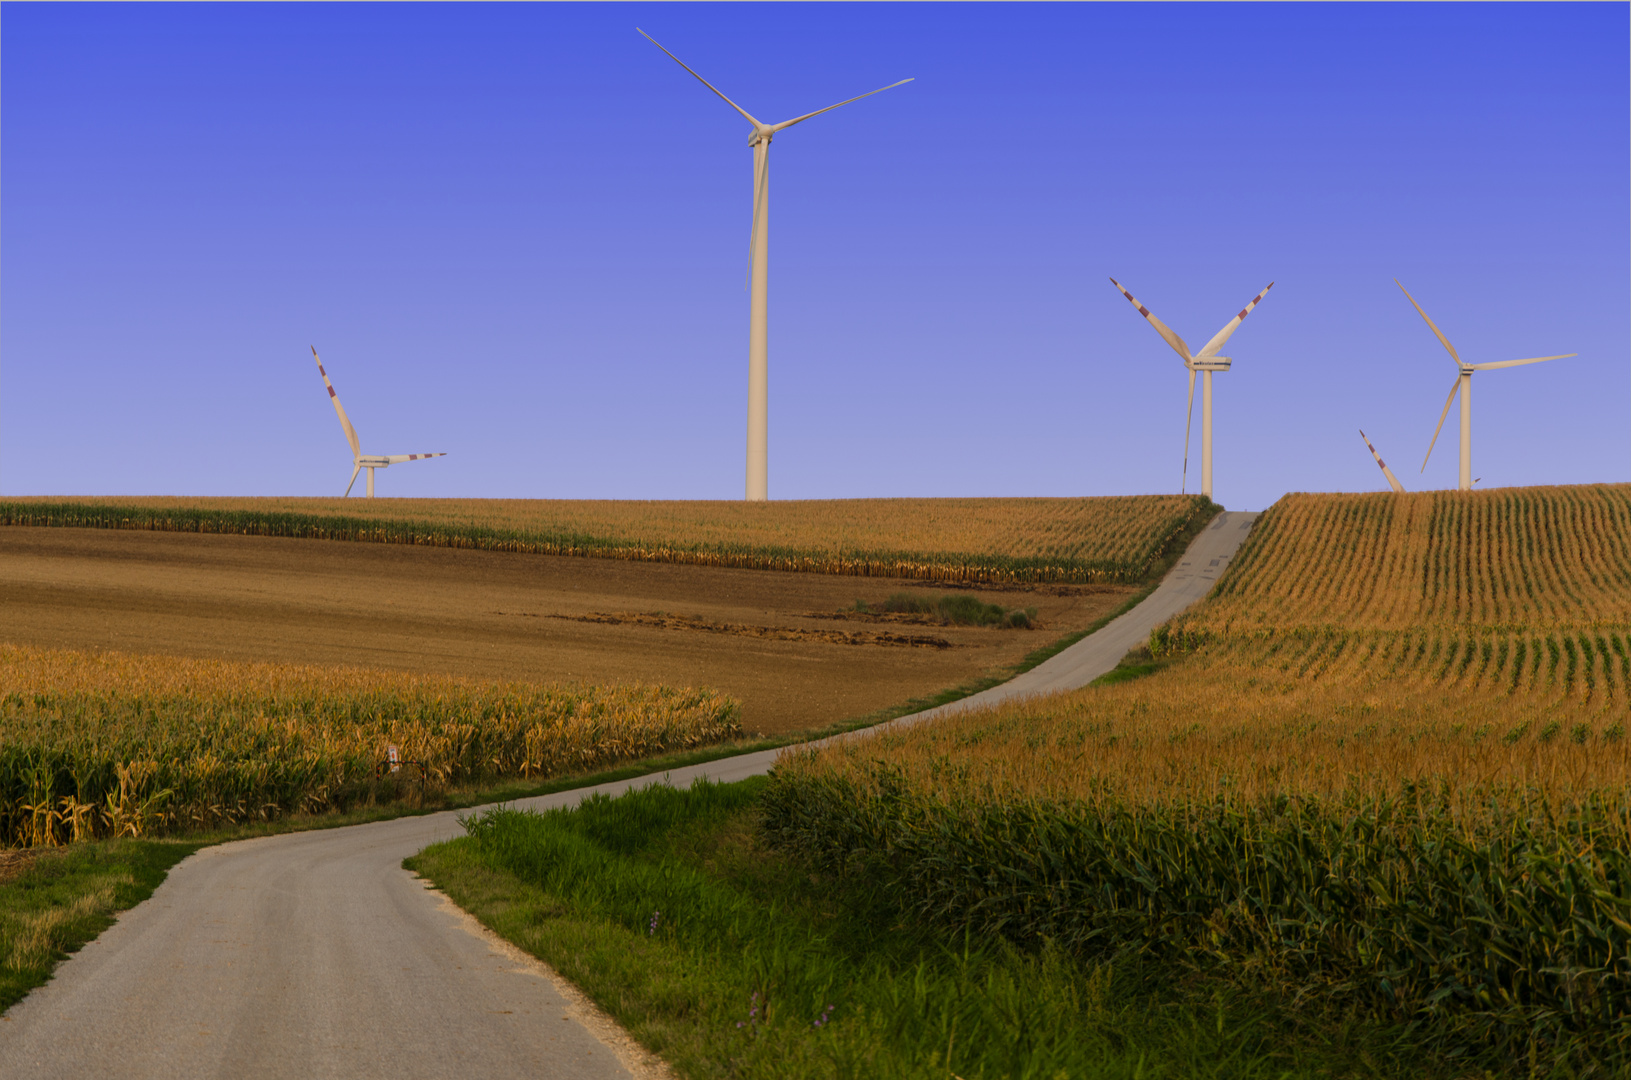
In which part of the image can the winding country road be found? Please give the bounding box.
[0,511,1258,1080]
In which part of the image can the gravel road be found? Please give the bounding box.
[0,511,1257,1080]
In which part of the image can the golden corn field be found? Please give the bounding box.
[765,485,1631,1063]
[0,644,740,848]
[1168,485,1631,634]
[0,494,1214,584]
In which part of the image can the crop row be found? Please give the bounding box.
[0,644,740,847]
[760,764,1629,1065]
[765,622,1631,1062]
[1187,485,1631,632]
[0,494,1215,584]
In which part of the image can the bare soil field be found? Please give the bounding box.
[0,527,1136,736]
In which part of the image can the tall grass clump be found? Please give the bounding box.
[0,494,1216,585]
[0,644,739,847]
[856,592,1038,628]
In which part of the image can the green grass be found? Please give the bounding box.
[408,779,1465,1080]
[1089,645,1177,687]
[0,839,200,1011]
[852,592,1039,629]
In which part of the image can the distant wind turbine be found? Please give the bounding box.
[311,347,445,498]
[1109,279,1274,499]
[1359,429,1406,493]
[1395,280,1575,491]
[639,28,912,501]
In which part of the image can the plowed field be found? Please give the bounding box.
[0,527,1136,736]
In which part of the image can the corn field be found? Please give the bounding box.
[0,494,1214,585]
[1169,485,1631,635]
[764,484,1631,1065]
[0,644,740,848]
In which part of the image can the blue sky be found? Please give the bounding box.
[3,2,1625,511]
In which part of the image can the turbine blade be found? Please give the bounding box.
[1360,429,1406,493]
[1181,368,1196,494]
[1108,277,1193,362]
[1470,353,1576,371]
[1421,374,1462,473]
[1394,279,1462,367]
[1195,282,1275,359]
[344,463,361,498]
[637,28,764,128]
[312,347,361,462]
[383,453,447,464]
[768,78,914,132]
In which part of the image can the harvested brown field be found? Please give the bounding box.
[0,494,1212,584]
[0,526,1139,737]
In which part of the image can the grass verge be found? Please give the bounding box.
[0,839,200,1012]
[408,778,1457,1079]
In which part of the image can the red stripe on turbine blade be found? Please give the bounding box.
[1138,306,1149,316]
[328,387,336,397]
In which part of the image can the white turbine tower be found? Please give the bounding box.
[639,28,912,501]
[1359,429,1406,493]
[311,347,445,498]
[1109,279,1274,499]
[1395,280,1575,491]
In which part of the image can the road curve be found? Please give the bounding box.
[0,511,1258,1080]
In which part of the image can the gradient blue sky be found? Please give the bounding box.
[4,3,1625,511]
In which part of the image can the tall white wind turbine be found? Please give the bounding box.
[1359,429,1406,493]
[1109,279,1274,499]
[639,28,912,501]
[1395,280,1575,491]
[311,347,445,498]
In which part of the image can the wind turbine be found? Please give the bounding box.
[1395,280,1575,491]
[311,347,445,498]
[639,28,912,501]
[1108,279,1274,499]
[1359,429,1406,493]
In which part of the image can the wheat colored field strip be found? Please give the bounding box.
[0,494,1214,584]
[0,644,740,848]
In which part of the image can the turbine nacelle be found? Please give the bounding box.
[640,27,911,500]
[1108,278,1273,497]
[1394,280,1574,489]
[311,346,446,498]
